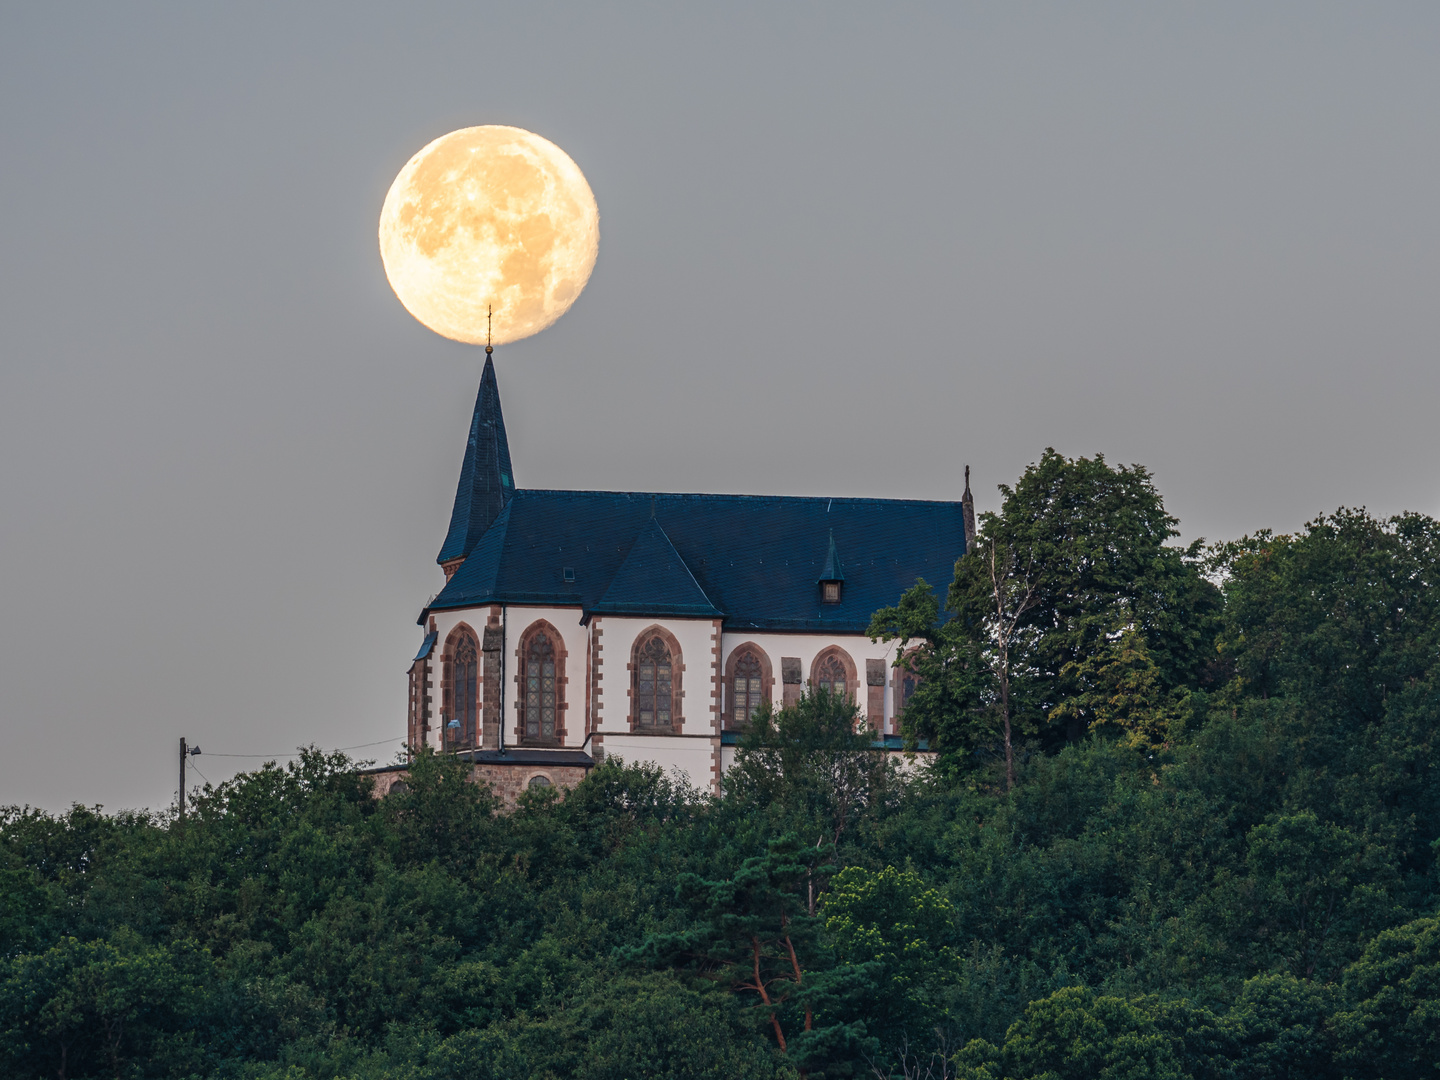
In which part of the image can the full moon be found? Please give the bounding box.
[378,126,599,345]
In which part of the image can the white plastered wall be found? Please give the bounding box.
[418,608,911,788]
[598,733,716,795]
[719,632,904,733]
[426,604,589,749]
[587,614,720,792]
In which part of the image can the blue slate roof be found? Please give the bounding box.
[426,489,966,633]
[412,630,438,662]
[819,530,845,582]
[438,355,514,564]
[592,516,722,618]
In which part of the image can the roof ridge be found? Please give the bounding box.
[511,488,964,507]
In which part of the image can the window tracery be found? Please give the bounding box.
[445,629,479,748]
[523,630,559,742]
[814,652,850,698]
[634,634,675,730]
[732,650,763,729]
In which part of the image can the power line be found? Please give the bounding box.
[200,738,399,760]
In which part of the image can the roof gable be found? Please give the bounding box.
[592,517,720,618]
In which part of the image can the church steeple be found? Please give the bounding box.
[438,351,514,574]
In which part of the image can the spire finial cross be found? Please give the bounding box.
[485,304,493,355]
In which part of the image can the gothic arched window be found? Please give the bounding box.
[732,651,763,729]
[634,634,675,730]
[523,631,558,742]
[814,653,849,699]
[897,651,923,717]
[445,628,479,749]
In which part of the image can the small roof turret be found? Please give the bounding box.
[818,529,845,583]
[818,529,845,605]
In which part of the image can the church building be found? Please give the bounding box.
[386,352,972,800]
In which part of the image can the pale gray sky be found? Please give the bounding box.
[3,4,1438,812]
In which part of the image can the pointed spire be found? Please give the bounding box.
[962,465,976,553]
[437,353,514,566]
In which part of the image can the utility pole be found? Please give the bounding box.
[178,738,201,826]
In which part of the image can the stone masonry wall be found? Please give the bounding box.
[367,762,591,811]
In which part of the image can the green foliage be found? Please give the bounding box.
[0,931,210,1079]
[868,580,991,772]
[1334,913,1440,1080]
[726,688,891,848]
[4,470,1440,1078]
[1050,627,1185,750]
[872,449,1219,777]
[1000,986,1189,1080]
[822,865,956,1044]
[957,450,1219,735]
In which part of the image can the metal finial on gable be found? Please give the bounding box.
[962,464,977,552]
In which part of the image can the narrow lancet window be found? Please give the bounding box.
[449,632,479,748]
[815,653,848,698]
[635,636,674,730]
[732,651,763,729]
[524,631,558,741]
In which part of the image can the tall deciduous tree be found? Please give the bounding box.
[872,449,1218,779]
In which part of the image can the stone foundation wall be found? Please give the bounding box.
[367,762,591,811]
[471,762,590,809]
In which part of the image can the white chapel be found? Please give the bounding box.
[376,351,972,800]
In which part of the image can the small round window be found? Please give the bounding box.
[528,774,553,789]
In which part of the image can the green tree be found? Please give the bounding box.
[1227,973,1340,1080]
[0,932,208,1079]
[1211,510,1440,849]
[998,986,1188,1080]
[872,450,1218,780]
[954,450,1218,742]
[627,836,827,1051]
[725,689,893,876]
[821,865,957,1063]
[1049,626,1184,751]
[1333,913,1440,1080]
[867,580,989,778]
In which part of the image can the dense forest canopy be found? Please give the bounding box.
[3,449,1438,1080]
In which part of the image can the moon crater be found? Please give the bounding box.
[379,126,599,345]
